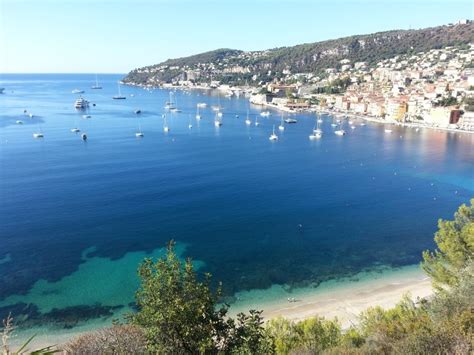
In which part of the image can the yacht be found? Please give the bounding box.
[284,118,297,124]
[91,74,102,89]
[113,82,126,99]
[260,111,270,117]
[72,89,84,94]
[269,125,278,141]
[74,97,89,109]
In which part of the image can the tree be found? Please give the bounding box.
[422,199,474,289]
[132,241,269,354]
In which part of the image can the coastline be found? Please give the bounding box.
[123,83,474,135]
[12,264,432,349]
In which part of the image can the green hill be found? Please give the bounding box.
[123,22,474,86]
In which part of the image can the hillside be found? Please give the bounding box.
[123,22,474,86]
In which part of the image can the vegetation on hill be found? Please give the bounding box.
[123,23,474,86]
[2,200,473,354]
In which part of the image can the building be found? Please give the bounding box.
[385,99,407,121]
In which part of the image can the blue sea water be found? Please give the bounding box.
[0,74,473,333]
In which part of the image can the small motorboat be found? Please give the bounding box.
[81,133,88,141]
[33,132,44,138]
[72,89,84,94]
[335,130,346,136]
[284,118,297,124]
[70,128,80,133]
[16,120,23,124]
[134,109,141,114]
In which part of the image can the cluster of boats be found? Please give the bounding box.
[20,80,377,142]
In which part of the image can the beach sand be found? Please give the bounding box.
[11,265,432,350]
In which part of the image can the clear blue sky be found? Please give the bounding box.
[0,0,472,73]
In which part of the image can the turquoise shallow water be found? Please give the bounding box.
[0,74,473,336]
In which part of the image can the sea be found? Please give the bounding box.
[0,74,473,342]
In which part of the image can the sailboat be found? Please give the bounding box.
[113,82,126,99]
[269,125,278,141]
[163,114,170,132]
[334,121,346,136]
[195,105,201,120]
[214,112,222,127]
[255,116,260,126]
[309,115,323,139]
[91,74,102,89]
[245,110,251,125]
[278,114,285,131]
[33,123,44,138]
[135,117,144,137]
[71,114,80,133]
[317,113,323,124]
[170,93,182,112]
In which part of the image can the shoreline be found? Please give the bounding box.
[123,83,474,135]
[11,265,432,349]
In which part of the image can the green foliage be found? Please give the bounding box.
[422,199,474,289]
[131,240,269,354]
[124,23,474,86]
[435,96,458,107]
[265,316,342,354]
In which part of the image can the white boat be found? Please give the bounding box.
[310,115,323,139]
[335,129,346,136]
[33,132,43,138]
[284,118,297,124]
[134,109,141,114]
[255,116,260,126]
[72,89,84,94]
[217,111,223,117]
[163,114,170,132]
[269,125,278,141]
[415,127,420,132]
[135,132,144,137]
[245,112,252,125]
[279,115,285,131]
[74,97,89,109]
[260,111,270,117]
[16,120,23,124]
[113,82,126,99]
[197,102,207,108]
[351,126,356,130]
[349,120,354,124]
[385,129,393,133]
[91,74,102,89]
[82,114,91,119]
[81,133,88,141]
[70,128,80,133]
[195,105,201,120]
[29,113,34,118]
[360,123,366,126]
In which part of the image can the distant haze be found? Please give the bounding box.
[0,0,472,73]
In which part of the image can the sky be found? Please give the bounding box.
[0,0,472,73]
